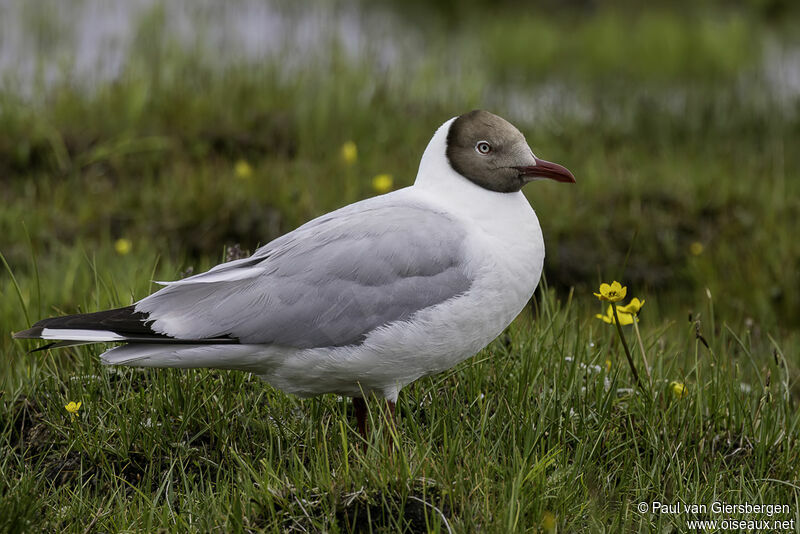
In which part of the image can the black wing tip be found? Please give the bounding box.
[12,326,43,339]
[29,342,58,353]
[12,307,242,346]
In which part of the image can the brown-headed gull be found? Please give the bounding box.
[14,110,575,439]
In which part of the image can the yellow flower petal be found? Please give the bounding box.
[596,305,635,325]
[594,281,627,302]
[64,401,82,415]
[234,159,253,179]
[617,297,645,315]
[372,173,393,194]
[670,381,687,399]
[114,238,132,256]
[341,141,358,165]
[595,312,613,324]
[615,310,635,325]
[542,511,556,533]
[689,241,704,256]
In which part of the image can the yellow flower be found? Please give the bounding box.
[341,141,358,165]
[595,309,612,324]
[617,297,645,315]
[594,281,627,302]
[670,381,687,399]
[595,305,635,325]
[234,159,253,179]
[689,241,704,256]
[64,401,82,416]
[114,238,132,255]
[541,511,556,533]
[371,173,394,194]
[605,359,612,372]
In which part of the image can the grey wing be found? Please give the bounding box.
[136,200,472,348]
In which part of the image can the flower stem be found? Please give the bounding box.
[611,305,645,393]
[632,319,652,384]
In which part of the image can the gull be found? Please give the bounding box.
[14,110,575,440]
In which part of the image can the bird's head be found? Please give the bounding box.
[445,110,575,193]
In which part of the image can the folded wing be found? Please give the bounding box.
[135,199,472,349]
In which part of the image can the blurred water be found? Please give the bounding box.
[0,0,798,115]
[0,0,415,92]
[764,38,800,103]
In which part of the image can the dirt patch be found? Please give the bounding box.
[336,488,452,533]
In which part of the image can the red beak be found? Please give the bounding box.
[516,158,576,184]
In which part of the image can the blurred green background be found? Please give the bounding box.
[1,0,799,331]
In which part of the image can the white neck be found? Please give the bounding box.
[412,117,531,220]
[413,117,458,189]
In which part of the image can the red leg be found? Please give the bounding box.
[353,396,368,440]
[353,397,397,449]
[386,400,396,423]
[386,400,396,451]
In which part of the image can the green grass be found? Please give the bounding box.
[2,283,798,531]
[2,1,800,531]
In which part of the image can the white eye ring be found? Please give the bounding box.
[475,141,492,155]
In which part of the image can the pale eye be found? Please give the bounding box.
[475,141,492,155]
